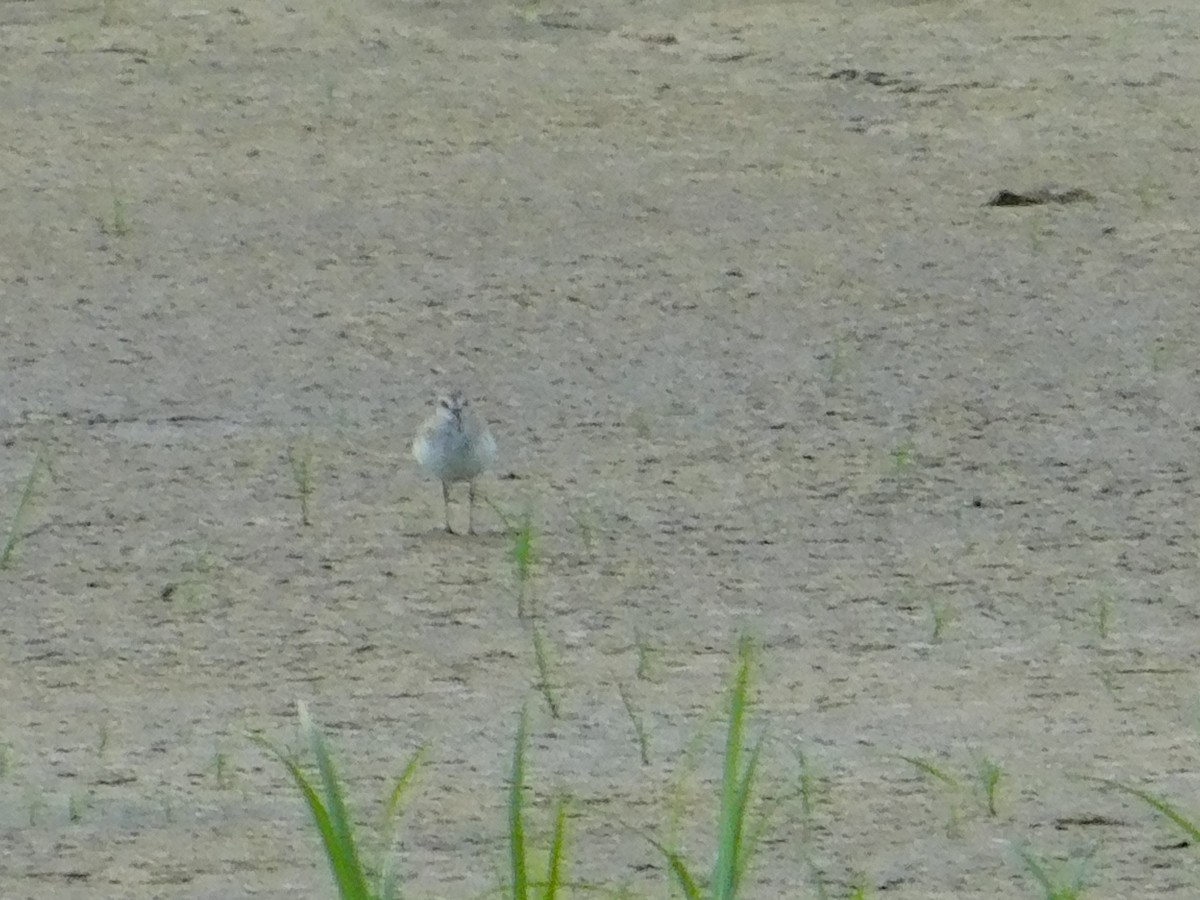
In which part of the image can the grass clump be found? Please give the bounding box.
[645,636,766,900]
[255,702,423,900]
[899,751,1003,821]
[262,702,575,900]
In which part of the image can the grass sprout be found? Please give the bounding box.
[889,441,917,480]
[618,682,651,765]
[928,599,954,643]
[793,745,827,837]
[531,623,561,719]
[975,755,1003,817]
[899,755,961,790]
[288,440,316,526]
[214,750,237,790]
[1095,592,1114,639]
[565,498,597,555]
[98,190,132,236]
[645,635,766,900]
[634,629,657,682]
[68,791,91,823]
[1088,777,1200,844]
[511,508,537,618]
[509,707,570,900]
[1016,845,1094,900]
[1,452,50,570]
[255,701,424,900]
[899,754,963,835]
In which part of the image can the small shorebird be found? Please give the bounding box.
[412,389,497,534]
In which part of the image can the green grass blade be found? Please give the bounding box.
[543,797,568,900]
[297,703,374,900]
[712,637,754,900]
[640,831,704,900]
[0,453,45,570]
[298,703,372,899]
[382,745,426,832]
[1089,777,1200,843]
[1016,847,1054,893]
[724,733,766,897]
[510,708,529,900]
[252,715,372,900]
[898,755,961,789]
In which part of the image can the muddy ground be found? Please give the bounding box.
[2,0,1200,896]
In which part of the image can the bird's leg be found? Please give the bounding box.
[468,480,477,535]
[442,481,454,534]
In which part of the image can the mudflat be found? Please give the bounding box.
[2,0,1199,896]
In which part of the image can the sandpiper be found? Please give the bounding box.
[412,389,497,534]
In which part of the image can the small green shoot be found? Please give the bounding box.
[634,629,657,682]
[509,708,570,900]
[1096,667,1119,699]
[646,636,766,900]
[380,746,425,833]
[1095,592,1113,639]
[98,191,132,236]
[618,682,651,765]
[255,701,424,900]
[793,745,827,838]
[899,755,960,790]
[214,750,236,790]
[288,441,316,526]
[899,754,963,836]
[1016,845,1093,900]
[928,599,954,643]
[1088,777,1200,844]
[1,452,49,570]
[68,791,90,823]
[975,755,1003,817]
[512,509,537,618]
[889,441,917,479]
[565,498,597,554]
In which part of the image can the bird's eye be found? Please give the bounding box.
[439,399,450,409]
